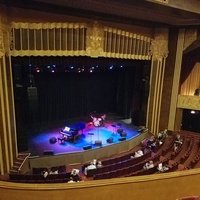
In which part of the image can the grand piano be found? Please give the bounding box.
[59,122,85,142]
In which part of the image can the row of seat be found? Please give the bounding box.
[94,153,161,180]
[32,165,66,174]
[8,172,82,183]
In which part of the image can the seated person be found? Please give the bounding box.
[70,168,81,182]
[131,150,144,158]
[147,136,157,151]
[157,163,169,172]
[174,143,179,151]
[41,169,51,178]
[84,160,97,175]
[49,169,58,175]
[143,160,154,170]
[96,161,103,168]
[157,129,168,144]
[174,134,183,150]
[175,134,183,144]
[162,129,168,138]
[71,169,79,176]
[68,177,75,183]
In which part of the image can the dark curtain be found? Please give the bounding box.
[182,109,200,133]
[180,47,200,86]
[12,56,149,129]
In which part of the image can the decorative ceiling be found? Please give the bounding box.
[3,0,200,27]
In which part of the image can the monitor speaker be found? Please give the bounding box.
[49,137,57,144]
[117,128,123,134]
[106,137,113,143]
[95,140,102,146]
[83,145,92,150]
[118,137,126,141]
[43,150,54,156]
[120,132,127,137]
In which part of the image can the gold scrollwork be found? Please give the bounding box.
[149,28,169,61]
[0,13,10,57]
[177,95,200,110]
[86,21,104,57]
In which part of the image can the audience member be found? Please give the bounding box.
[84,159,97,175]
[41,170,49,178]
[131,149,144,158]
[71,169,79,176]
[157,163,169,172]
[143,160,154,169]
[173,134,183,151]
[157,129,168,144]
[163,129,168,138]
[49,169,58,175]
[147,136,157,151]
[68,177,75,183]
[96,161,103,168]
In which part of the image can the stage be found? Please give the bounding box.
[28,115,142,157]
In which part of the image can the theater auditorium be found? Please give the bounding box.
[1,1,200,200]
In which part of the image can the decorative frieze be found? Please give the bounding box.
[0,13,10,57]
[86,21,104,57]
[177,95,200,110]
[149,28,168,61]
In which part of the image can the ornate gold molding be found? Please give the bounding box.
[177,95,200,110]
[86,21,104,57]
[11,22,87,29]
[149,28,168,61]
[0,13,10,57]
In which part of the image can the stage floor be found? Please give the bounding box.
[28,116,140,157]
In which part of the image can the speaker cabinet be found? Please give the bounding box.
[83,145,92,150]
[43,150,54,156]
[120,132,127,137]
[95,140,102,146]
[118,137,126,141]
[117,128,123,134]
[106,137,113,143]
[49,137,57,144]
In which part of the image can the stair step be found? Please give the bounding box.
[12,166,19,170]
[9,169,19,174]
[14,162,22,167]
[17,158,25,161]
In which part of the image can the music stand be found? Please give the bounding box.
[111,124,116,135]
[88,132,94,144]
[95,125,102,146]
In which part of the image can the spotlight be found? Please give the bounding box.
[191,110,196,114]
[109,65,114,70]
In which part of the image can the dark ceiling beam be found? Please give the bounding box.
[147,0,200,15]
[2,0,200,27]
[184,29,200,54]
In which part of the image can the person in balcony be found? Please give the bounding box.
[131,149,144,159]
[143,160,154,170]
[84,159,97,175]
[173,134,183,151]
